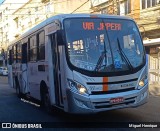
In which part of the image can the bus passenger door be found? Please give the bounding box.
[21,43,29,94]
[8,49,13,88]
[49,33,64,108]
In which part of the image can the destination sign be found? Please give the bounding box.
[82,22,121,31]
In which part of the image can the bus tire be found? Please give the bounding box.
[41,86,52,114]
[15,77,21,98]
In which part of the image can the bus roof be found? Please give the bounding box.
[9,14,134,46]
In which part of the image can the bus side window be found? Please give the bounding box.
[28,35,37,61]
[37,31,45,60]
[17,43,22,63]
[13,45,16,63]
[22,43,27,63]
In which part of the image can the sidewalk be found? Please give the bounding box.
[149,84,160,96]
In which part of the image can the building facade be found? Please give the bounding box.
[0,0,91,66]
[90,0,160,85]
[12,0,91,37]
[0,0,91,45]
[0,0,29,66]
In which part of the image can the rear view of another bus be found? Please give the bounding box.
[62,14,148,113]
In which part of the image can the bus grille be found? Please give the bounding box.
[91,87,135,95]
[93,97,136,109]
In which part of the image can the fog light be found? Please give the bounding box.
[74,99,88,108]
[141,91,147,100]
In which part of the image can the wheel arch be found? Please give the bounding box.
[40,80,48,100]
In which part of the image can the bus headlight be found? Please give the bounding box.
[68,79,88,95]
[138,75,148,90]
[139,80,144,87]
[77,84,87,94]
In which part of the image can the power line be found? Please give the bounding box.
[0,4,46,13]
[0,0,69,5]
[0,0,70,13]
[0,0,76,14]
[1,9,91,16]
[71,0,90,14]
[0,0,91,15]
[0,6,43,11]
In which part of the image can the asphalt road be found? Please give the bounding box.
[0,76,159,130]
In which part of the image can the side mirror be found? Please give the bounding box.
[57,30,64,45]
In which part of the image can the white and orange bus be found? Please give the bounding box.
[7,14,148,113]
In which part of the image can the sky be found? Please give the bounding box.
[0,0,4,4]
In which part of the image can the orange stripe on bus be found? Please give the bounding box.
[103,77,108,91]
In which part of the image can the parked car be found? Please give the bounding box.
[0,67,8,76]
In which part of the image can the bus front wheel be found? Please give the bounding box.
[15,77,21,98]
[41,87,52,114]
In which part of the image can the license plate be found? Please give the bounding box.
[110,97,124,104]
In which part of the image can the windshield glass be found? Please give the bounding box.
[64,18,144,73]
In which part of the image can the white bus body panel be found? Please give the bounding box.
[21,64,28,93]
[28,62,40,99]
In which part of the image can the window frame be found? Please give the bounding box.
[141,0,158,9]
[16,42,22,63]
[28,35,37,62]
[124,0,131,15]
[37,30,45,61]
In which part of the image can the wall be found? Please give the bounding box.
[54,0,91,14]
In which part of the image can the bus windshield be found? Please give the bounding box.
[64,18,145,73]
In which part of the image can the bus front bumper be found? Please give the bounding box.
[66,84,149,114]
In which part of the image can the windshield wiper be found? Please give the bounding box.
[94,39,109,71]
[117,38,133,71]
[94,50,106,71]
[94,19,114,71]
